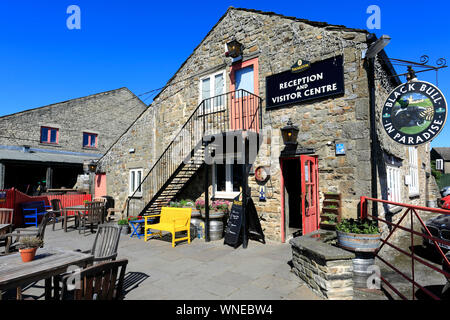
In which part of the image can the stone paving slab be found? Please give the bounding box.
[1,226,325,300]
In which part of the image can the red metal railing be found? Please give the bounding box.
[0,188,91,227]
[360,196,450,300]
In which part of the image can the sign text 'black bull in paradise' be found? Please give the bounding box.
[382,80,447,146]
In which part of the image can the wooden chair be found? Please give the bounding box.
[93,197,107,223]
[60,259,128,300]
[79,224,122,264]
[0,208,14,254]
[106,199,128,222]
[3,212,50,254]
[79,201,104,235]
[49,199,65,231]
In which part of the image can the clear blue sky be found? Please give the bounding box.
[1,0,449,147]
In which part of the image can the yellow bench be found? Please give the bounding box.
[144,207,192,247]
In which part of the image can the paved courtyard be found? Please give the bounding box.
[4,224,322,300]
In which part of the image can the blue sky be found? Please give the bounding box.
[1,0,449,147]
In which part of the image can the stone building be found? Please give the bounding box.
[98,8,435,242]
[0,87,147,195]
[431,147,450,174]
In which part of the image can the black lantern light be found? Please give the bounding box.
[87,160,97,173]
[280,119,299,146]
[225,39,243,58]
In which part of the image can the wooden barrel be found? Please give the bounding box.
[337,231,381,252]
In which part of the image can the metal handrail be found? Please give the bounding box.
[360,196,450,300]
[126,89,262,217]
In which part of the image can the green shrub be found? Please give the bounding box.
[19,237,43,249]
[336,218,379,234]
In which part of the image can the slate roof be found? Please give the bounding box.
[432,147,450,161]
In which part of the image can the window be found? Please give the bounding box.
[387,166,402,204]
[235,65,254,94]
[212,163,242,198]
[129,168,143,197]
[83,132,98,148]
[408,147,419,195]
[40,126,58,144]
[436,159,444,171]
[199,70,225,114]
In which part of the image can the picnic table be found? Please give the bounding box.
[0,247,93,300]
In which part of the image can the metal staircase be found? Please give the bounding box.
[127,89,262,217]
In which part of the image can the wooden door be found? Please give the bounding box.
[300,155,319,234]
[94,173,106,198]
[229,58,259,132]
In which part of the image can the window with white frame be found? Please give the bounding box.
[199,70,225,114]
[408,147,419,195]
[129,168,143,197]
[436,159,444,171]
[386,165,402,204]
[212,163,242,198]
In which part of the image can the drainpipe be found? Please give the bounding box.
[368,56,378,218]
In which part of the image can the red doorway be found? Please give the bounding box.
[229,57,259,131]
[280,155,320,242]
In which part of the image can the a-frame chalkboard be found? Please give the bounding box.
[224,196,265,248]
[224,197,244,248]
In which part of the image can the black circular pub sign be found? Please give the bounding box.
[381,80,447,145]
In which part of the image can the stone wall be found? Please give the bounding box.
[290,231,355,300]
[0,87,147,155]
[98,8,431,242]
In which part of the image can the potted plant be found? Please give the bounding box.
[211,200,231,214]
[18,237,43,263]
[117,219,130,235]
[336,218,381,252]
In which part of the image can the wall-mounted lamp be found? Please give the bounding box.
[280,119,299,146]
[87,160,97,173]
[225,39,243,58]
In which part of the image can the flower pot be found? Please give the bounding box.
[119,225,130,235]
[336,230,381,252]
[19,247,38,263]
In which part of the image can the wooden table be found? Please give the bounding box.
[0,247,93,300]
[61,205,86,232]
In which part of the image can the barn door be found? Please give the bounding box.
[300,155,319,234]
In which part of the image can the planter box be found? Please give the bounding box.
[336,231,381,252]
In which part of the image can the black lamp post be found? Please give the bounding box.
[226,39,243,58]
[280,119,299,146]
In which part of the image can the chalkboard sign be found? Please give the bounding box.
[224,196,266,247]
[224,197,244,248]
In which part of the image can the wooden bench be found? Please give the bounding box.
[144,207,191,247]
[21,201,51,227]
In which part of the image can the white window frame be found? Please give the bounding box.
[408,147,419,195]
[386,165,402,205]
[436,159,444,171]
[129,168,143,197]
[198,70,226,115]
[212,163,240,199]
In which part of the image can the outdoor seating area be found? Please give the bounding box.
[0,222,320,300]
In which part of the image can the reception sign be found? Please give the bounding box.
[266,55,344,109]
[381,80,447,145]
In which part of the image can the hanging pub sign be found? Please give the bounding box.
[381,80,447,145]
[266,55,344,109]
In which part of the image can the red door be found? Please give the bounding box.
[229,58,259,132]
[300,155,320,234]
[94,173,107,198]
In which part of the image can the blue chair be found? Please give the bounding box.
[21,201,51,227]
